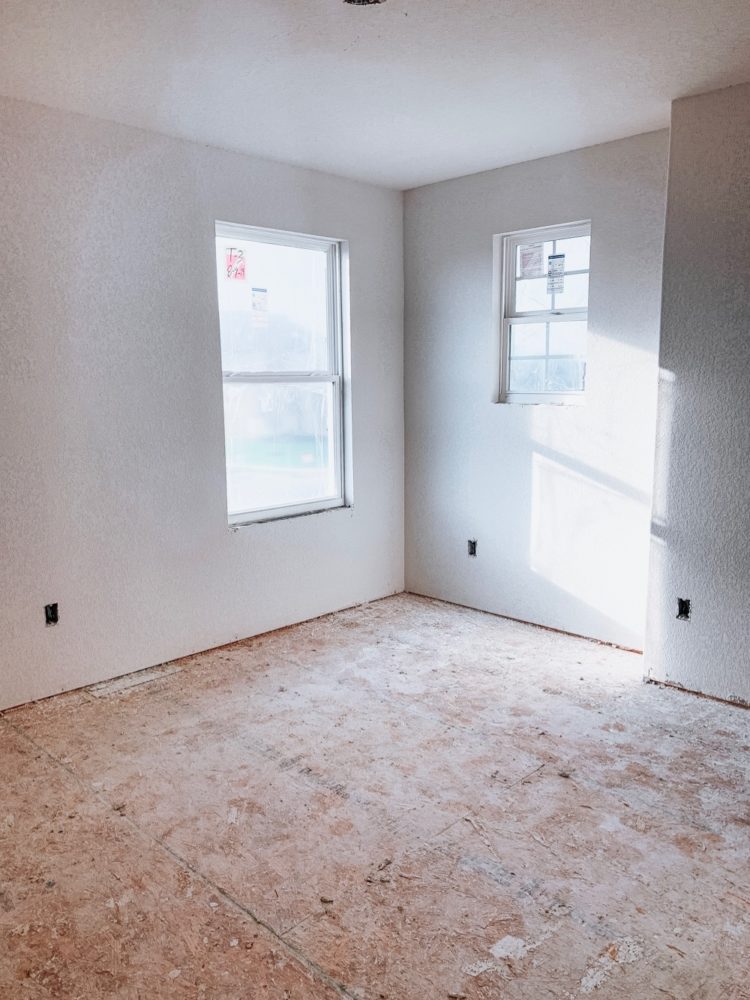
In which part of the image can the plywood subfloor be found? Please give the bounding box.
[1,594,748,999]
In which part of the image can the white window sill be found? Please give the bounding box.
[229,500,350,528]
[497,392,585,406]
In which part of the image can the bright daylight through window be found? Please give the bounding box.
[499,221,591,404]
[215,223,346,523]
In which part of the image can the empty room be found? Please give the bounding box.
[1,1,749,997]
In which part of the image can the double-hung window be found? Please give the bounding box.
[497,221,591,404]
[215,223,346,524]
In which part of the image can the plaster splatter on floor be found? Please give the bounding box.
[1,594,748,998]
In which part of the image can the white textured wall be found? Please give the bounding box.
[0,97,404,710]
[646,84,750,704]
[405,132,669,649]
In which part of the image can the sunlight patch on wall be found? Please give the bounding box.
[530,452,651,635]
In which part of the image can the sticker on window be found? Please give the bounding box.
[225,248,246,280]
[519,243,544,279]
[547,253,565,293]
[251,287,269,326]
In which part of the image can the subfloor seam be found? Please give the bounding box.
[0,713,360,1000]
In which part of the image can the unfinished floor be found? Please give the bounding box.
[1,595,748,999]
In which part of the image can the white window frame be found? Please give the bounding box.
[215,221,347,525]
[494,220,591,405]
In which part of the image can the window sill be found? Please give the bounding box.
[497,392,585,406]
[229,501,350,529]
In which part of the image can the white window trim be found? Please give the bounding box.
[215,222,348,526]
[493,220,591,405]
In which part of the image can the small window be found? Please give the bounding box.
[215,223,346,524]
[497,221,591,404]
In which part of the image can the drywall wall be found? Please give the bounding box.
[646,84,750,704]
[0,97,404,710]
[405,132,669,649]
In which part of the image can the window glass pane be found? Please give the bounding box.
[515,241,554,278]
[216,237,329,373]
[554,272,589,310]
[515,278,551,313]
[510,323,546,357]
[224,381,337,516]
[549,321,587,356]
[556,235,590,272]
[509,359,545,393]
[546,359,585,392]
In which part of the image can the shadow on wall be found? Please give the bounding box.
[645,367,675,674]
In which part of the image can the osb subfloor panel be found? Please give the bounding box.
[1,596,748,999]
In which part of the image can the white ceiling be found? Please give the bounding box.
[1,0,748,189]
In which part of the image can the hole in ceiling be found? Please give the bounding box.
[343,0,386,5]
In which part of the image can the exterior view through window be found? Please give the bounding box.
[215,223,345,523]
[499,221,591,403]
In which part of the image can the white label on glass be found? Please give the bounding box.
[547,254,565,293]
